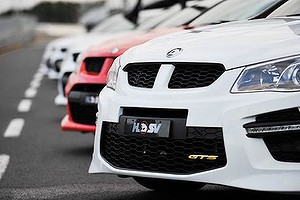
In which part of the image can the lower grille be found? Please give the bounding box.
[244,107,300,162]
[264,132,300,162]
[69,102,97,125]
[100,122,227,174]
[68,84,104,125]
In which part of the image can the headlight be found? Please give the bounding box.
[231,56,300,93]
[74,53,84,74]
[106,57,121,90]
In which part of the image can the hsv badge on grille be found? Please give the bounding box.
[166,48,183,58]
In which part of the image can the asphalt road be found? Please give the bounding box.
[0,36,299,200]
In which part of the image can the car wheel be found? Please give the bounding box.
[133,177,206,192]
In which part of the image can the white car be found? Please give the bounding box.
[52,1,220,106]
[54,42,87,106]
[41,35,79,80]
[39,37,66,78]
[52,30,139,106]
[52,5,182,105]
[40,12,137,80]
[89,11,300,193]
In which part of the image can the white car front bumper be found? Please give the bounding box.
[89,67,300,192]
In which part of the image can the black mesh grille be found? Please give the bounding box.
[169,63,225,88]
[69,103,97,125]
[258,108,300,162]
[124,63,225,89]
[124,64,160,88]
[245,108,300,162]
[100,122,227,174]
[54,59,63,72]
[264,132,300,162]
[73,53,80,62]
[84,57,106,74]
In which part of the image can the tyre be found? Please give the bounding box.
[133,177,206,192]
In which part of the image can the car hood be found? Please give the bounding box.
[49,30,138,49]
[121,17,300,70]
[85,27,183,58]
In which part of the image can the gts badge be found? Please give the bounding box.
[188,155,218,160]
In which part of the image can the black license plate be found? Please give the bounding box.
[84,95,99,104]
[120,117,170,138]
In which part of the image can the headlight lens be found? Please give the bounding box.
[231,57,300,93]
[106,57,121,90]
[74,53,84,74]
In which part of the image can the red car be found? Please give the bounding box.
[61,27,182,133]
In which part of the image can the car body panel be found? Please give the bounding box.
[89,17,300,192]
[122,18,300,70]
[61,27,183,132]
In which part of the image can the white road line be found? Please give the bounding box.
[38,66,48,76]
[3,118,24,138]
[0,154,10,180]
[17,99,32,112]
[24,87,37,98]
[30,79,41,89]
[34,71,44,80]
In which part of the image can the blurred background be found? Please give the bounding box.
[0,0,169,50]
